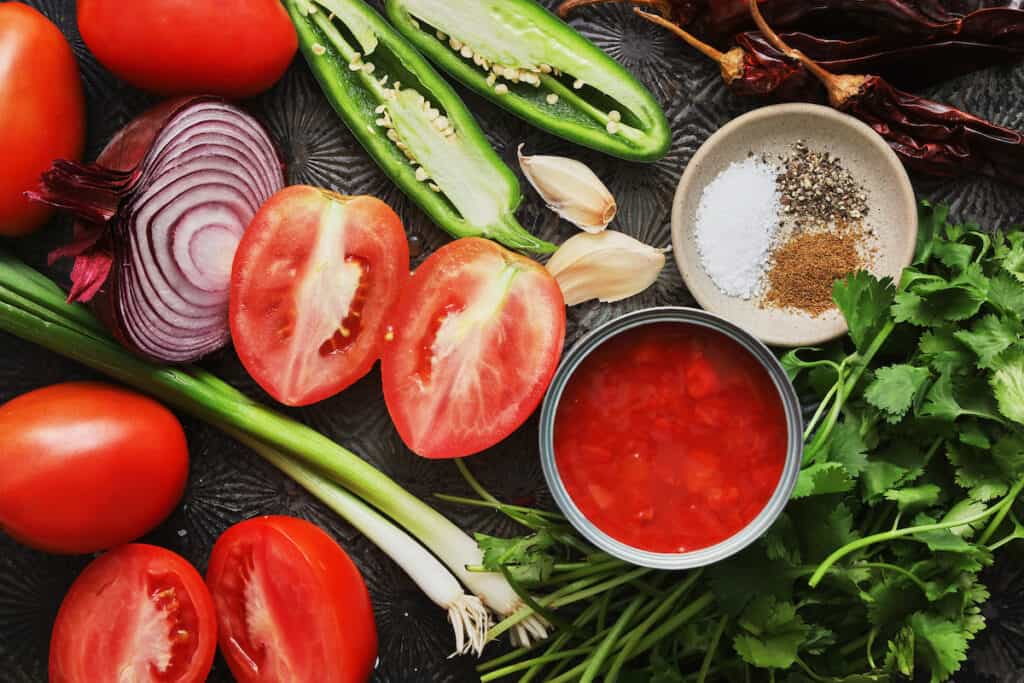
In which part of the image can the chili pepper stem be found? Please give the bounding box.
[747,0,867,108]
[557,0,671,20]
[634,9,746,84]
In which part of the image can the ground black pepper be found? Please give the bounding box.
[776,141,869,224]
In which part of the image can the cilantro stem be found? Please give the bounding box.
[804,357,852,462]
[809,501,1004,587]
[867,628,879,670]
[434,494,565,520]
[795,657,828,682]
[605,571,703,683]
[838,634,868,657]
[803,382,839,442]
[479,647,595,681]
[860,562,930,594]
[580,596,645,683]
[979,477,1024,545]
[696,615,728,683]
[456,459,501,504]
[488,568,650,641]
[547,592,716,683]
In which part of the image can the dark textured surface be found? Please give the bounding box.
[1,1,1023,681]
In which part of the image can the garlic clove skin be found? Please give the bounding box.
[546,230,667,306]
[518,145,616,233]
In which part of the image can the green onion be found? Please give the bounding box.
[0,250,549,650]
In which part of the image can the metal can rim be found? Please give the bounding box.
[539,306,804,570]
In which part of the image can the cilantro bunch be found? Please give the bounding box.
[460,203,1024,683]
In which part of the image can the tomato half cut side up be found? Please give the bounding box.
[49,544,217,683]
[382,237,566,459]
[206,516,378,683]
[230,187,410,406]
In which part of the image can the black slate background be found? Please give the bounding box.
[1,1,1023,681]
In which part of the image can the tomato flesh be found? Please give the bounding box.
[0,3,85,236]
[206,516,377,683]
[231,187,410,406]
[49,545,217,683]
[554,323,788,553]
[382,238,566,459]
[0,382,189,554]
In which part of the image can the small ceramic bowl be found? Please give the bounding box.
[539,307,803,570]
[672,103,917,347]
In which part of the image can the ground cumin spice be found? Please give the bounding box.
[763,227,864,316]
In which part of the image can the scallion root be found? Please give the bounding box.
[448,594,491,657]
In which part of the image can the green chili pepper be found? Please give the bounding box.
[284,0,555,254]
[385,0,671,162]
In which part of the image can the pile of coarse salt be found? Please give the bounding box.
[695,157,781,299]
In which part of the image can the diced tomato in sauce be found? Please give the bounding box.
[554,323,787,553]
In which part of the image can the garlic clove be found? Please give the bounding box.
[518,144,616,233]
[546,230,667,306]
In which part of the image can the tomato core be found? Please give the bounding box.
[554,323,788,553]
[320,256,371,356]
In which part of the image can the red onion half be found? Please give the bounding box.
[29,97,284,363]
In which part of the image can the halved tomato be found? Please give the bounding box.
[382,237,566,459]
[205,516,377,683]
[49,544,217,683]
[230,186,410,406]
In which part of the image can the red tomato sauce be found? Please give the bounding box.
[554,323,788,553]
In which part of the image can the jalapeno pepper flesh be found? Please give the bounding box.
[284,0,556,254]
[385,0,672,162]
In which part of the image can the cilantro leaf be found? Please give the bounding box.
[886,625,915,678]
[824,420,868,476]
[833,271,895,353]
[957,420,992,449]
[990,349,1024,425]
[954,315,1019,369]
[793,462,855,499]
[864,365,931,423]
[918,327,971,375]
[868,577,926,628]
[709,545,794,616]
[475,531,557,585]
[987,272,1024,315]
[893,284,985,327]
[733,596,810,669]
[862,441,931,503]
[1000,231,1024,282]
[931,239,974,273]
[920,373,1003,423]
[914,202,946,266]
[793,499,858,563]
[909,514,976,553]
[941,499,988,538]
[947,443,1009,501]
[909,612,970,683]
[884,484,941,514]
[993,433,1024,478]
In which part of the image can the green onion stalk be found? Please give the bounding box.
[0,250,548,653]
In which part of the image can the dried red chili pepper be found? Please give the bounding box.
[635,10,822,100]
[736,21,1024,89]
[748,0,1024,186]
[559,0,1024,41]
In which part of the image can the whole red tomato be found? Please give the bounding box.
[206,516,378,683]
[77,0,297,98]
[0,382,189,554]
[50,544,217,683]
[0,3,85,237]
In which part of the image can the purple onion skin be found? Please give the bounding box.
[29,96,285,364]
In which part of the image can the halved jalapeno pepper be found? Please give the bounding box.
[385,0,672,162]
[284,0,556,254]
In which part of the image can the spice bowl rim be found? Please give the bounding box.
[670,101,918,347]
[538,306,804,570]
